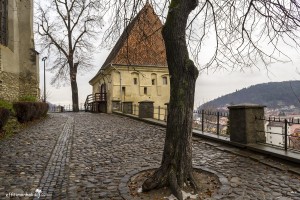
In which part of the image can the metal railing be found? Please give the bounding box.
[84,92,106,105]
[120,103,168,121]
[48,103,85,112]
[153,106,168,121]
[255,116,300,152]
[193,110,229,137]
[117,105,229,134]
[84,92,107,112]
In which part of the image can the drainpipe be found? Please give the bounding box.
[111,64,122,109]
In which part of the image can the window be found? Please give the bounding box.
[133,78,138,85]
[0,0,8,46]
[144,87,147,95]
[162,77,167,85]
[152,79,156,85]
[122,87,126,95]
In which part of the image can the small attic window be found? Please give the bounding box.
[144,87,147,95]
[133,78,138,85]
[152,79,156,85]
[162,77,167,85]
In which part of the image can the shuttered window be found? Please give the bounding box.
[0,0,8,46]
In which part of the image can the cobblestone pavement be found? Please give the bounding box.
[0,113,299,199]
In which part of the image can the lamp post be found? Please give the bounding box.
[42,57,47,102]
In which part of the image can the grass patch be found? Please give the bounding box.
[0,116,21,140]
[0,99,13,110]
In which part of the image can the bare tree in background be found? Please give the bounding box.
[35,0,106,111]
[102,0,300,199]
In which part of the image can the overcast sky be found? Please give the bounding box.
[36,1,300,109]
[39,47,300,108]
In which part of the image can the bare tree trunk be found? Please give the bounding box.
[142,1,199,199]
[70,63,79,112]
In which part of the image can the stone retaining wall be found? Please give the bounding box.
[19,71,39,98]
[0,71,19,101]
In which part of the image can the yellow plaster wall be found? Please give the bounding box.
[91,65,170,113]
[0,0,39,101]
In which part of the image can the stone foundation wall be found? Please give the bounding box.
[0,71,39,101]
[19,70,39,99]
[0,71,20,101]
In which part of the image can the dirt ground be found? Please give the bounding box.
[128,169,220,200]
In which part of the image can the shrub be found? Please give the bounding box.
[0,108,10,130]
[19,95,37,102]
[13,102,48,123]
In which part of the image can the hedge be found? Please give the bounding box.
[0,108,10,130]
[13,102,49,123]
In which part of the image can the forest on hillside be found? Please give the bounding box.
[200,81,300,109]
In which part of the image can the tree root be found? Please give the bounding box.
[142,168,200,200]
[169,173,183,200]
[188,172,200,193]
[142,167,168,191]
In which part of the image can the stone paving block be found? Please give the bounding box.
[1,113,300,199]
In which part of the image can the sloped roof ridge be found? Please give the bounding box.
[100,3,155,70]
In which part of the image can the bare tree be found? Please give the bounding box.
[108,0,300,199]
[35,0,106,111]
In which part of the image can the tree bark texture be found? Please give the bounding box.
[70,63,79,112]
[142,1,199,199]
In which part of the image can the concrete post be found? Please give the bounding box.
[228,104,266,144]
[139,101,154,118]
[123,101,133,114]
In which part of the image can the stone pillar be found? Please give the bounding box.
[228,104,266,144]
[139,101,154,118]
[123,101,133,114]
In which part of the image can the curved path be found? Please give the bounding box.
[0,113,299,199]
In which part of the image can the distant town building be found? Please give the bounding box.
[265,121,289,146]
[0,0,39,101]
[265,120,300,150]
[89,3,170,113]
[289,126,300,149]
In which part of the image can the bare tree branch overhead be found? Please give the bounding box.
[35,0,107,111]
[101,1,300,199]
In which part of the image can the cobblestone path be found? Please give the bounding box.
[0,113,299,200]
[0,114,67,199]
[37,116,74,199]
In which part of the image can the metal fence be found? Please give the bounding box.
[123,104,168,121]
[255,116,300,152]
[117,105,229,136]
[193,110,229,137]
[48,103,85,112]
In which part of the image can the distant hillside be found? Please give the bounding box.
[200,81,300,109]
